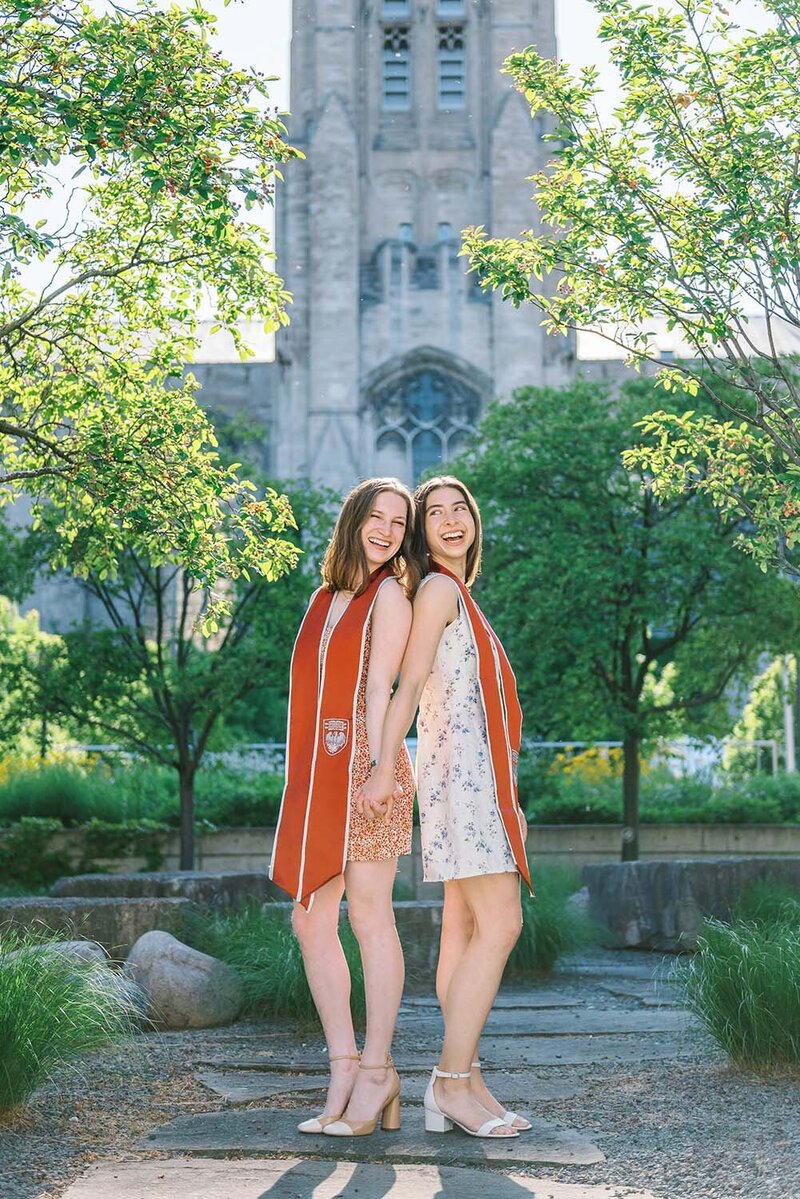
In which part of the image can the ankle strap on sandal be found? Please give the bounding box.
[360,1054,394,1070]
[471,1060,482,1070]
[433,1065,471,1079]
[329,1053,360,1062]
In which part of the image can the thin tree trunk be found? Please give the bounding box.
[621,732,640,862]
[178,765,196,871]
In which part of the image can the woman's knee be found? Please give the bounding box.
[346,894,395,943]
[291,902,337,949]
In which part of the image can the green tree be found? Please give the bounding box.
[454,379,800,860]
[0,0,301,603]
[44,482,335,868]
[462,0,800,578]
[0,596,64,757]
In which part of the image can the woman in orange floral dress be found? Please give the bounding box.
[271,477,421,1138]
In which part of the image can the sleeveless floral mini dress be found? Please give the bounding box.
[415,575,517,883]
[320,612,414,863]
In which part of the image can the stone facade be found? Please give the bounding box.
[273,0,575,489]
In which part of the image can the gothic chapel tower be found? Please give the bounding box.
[275,0,573,489]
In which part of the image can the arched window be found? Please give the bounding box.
[373,369,481,483]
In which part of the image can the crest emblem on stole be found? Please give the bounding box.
[323,718,349,756]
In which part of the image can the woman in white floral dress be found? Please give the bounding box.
[358,476,532,1141]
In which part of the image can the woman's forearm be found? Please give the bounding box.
[375,677,424,774]
[365,683,391,763]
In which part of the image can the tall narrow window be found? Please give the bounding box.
[437,26,465,110]
[383,27,411,111]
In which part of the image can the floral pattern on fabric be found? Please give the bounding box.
[416,577,516,883]
[321,617,414,862]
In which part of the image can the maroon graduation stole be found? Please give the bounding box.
[434,563,532,892]
[270,567,393,907]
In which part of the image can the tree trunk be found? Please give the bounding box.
[178,765,196,871]
[621,732,640,862]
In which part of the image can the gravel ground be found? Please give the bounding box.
[1,975,799,1199]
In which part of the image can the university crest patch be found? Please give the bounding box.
[323,718,349,756]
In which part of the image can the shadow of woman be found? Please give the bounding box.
[257,1158,398,1198]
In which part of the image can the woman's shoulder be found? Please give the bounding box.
[414,572,460,617]
[375,574,411,613]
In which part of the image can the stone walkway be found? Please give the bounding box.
[55,949,714,1199]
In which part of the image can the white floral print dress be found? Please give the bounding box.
[416,575,517,883]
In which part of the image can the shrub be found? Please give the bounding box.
[0,933,136,1112]
[679,919,800,1069]
[505,866,595,978]
[0,764,120,827]
[185,903,366,1028]
[0,818,71,890]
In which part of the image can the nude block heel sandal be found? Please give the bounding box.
[322,1056,401,1137]
[297,1053,360,1134]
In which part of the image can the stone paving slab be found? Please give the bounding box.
[61,1158,657,1199]
[197,1029,710,1072]
[402,991,582,1010]
[596,981,682,1008]
[555,962,668,981]
[396,1008,697,1036]
[142,1106,605,1166]
[195,1069,581,1106]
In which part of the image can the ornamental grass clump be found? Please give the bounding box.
[506,865,595,978]
[186,903,366,1028]
[680,918,800,1070]
[0,935,136,1113]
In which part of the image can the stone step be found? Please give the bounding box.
[195,1069,581,1106]
[61,1158,658,1199]
[140,1106,606,1167]
[196,1029,713,1071]
[395,1008,698,1036]
[0,896,193,958]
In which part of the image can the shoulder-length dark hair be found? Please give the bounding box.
[321,477,424,596]
[413,475,483,588]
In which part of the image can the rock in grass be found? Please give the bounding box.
[126,931,243,1029]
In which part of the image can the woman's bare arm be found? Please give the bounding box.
[364,579,412,765]
[358,575,457,817]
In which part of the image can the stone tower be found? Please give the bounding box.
[275,0,574,488]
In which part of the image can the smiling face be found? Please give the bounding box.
[360,489,409,572]
[423,486,477,577]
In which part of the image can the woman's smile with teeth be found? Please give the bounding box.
[369,535,391,548]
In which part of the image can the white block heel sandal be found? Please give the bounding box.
[472,1059,532,1132]
[423,1067,519,1138]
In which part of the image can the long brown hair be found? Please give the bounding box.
[321,477,424,596]
[414,475,483,587]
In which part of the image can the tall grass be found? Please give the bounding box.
[185,903,366,1029]
[505,865,596,978]
[0,934,136,1112]
[680,918,800,1069]
[731,879,800,928]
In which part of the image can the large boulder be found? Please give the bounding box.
[126,930,243,1029]
[51,870,281,907]
[0,897,194,958]
[583,856,800,951]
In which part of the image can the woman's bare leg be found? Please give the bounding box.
[340,859,404,1122]
[437,881,525,1124]
[433,872,522,1133]
[291,873,359,1117]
